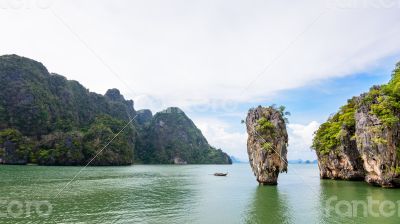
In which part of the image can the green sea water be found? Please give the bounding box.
[1,164,400,223]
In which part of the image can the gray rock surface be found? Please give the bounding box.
[246,106,288,185]
[314,92,400,187]
[135,109,153,125]
[355,96,400,187]
[316,125,365,180]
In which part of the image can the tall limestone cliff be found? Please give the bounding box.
[313,99,365,180]
[136,107,231,164]
[0,55,137,165]
[313,62,400,187]
[246,106,288,185]
[0,54,231,165]
[354,90,400,187]
[135,109,153,126]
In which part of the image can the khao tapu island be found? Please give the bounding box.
[1,1,400,223]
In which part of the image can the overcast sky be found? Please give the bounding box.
[1,0,400,161]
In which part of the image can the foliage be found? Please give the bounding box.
[261,142,274,152]
[256,117,275,135]
[0,55,138,165]
[0,128,32,164]
[367,67,400,127]
[0,55,136,137]
[135,108,231,164]
[390,166,400,175]
[0,55,231,165]
[312,99,356,155]
[397,146,400,161]
[269,104,290,123]
[313,62,400,155]
[32,115,137,165]
[35,131,84,165]
[83,115,135,165]
[371,137,387,146]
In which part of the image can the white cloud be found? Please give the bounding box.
[193,119,321,161]
[0,0,398,161]
[0,0,399,112]
[287,121,320,161]
[192,117,248,161]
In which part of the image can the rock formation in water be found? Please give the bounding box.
[313,62,400,187]
[354,93,400,187]
[313,99,365,180]
[0,54,231,165]
[246,106,288,185]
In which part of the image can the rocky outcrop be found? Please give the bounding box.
[35,131,85,165]
[314,95,400,187]
[0,55,137,136]
[136,107,232,164]
[354,96,400,187]
[105,88,126,102]
[0,54,232,165]
[246,106,288,185]
[0,129,30,165]
[316,125,365,180]
[135,109,153,125]
[313,62,400,187]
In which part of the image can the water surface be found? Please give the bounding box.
[1,164,400,223]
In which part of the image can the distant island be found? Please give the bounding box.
[288,159,318,164]
[230,156,248,164]
[0,55,232,165]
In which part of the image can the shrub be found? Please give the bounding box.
[312,99,356,155]
[261,142,274,152]
[256,117,275,135]
[0,128,32,163]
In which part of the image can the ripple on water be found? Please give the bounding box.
[2,164,400,224]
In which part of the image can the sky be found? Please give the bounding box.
[1,0,400,161]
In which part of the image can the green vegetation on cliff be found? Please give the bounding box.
[33,115,136,166]
[256,118,275,134]
[0,55,136,136]
[256,117,275,152]
[312,99,356,155]
[0,129,32,164]
[313,62,400,155]
[366,63,400,127]
[254,105,289,152]
[135,107,231,164]
[0,55,231,165]
[246,105,288,184]
[313,62,400,187]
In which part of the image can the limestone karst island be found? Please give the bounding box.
[313,62,400,188]
[245,106,288,185]
[0,55,231,166]
[1,1,400,223]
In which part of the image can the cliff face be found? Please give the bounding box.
[313,99,365,180]
[135,109,153,125]
[246,106,288,185]
[313,62,400,187]
[355,95,400,187]
[136,107,232,164]
[315,125,365,180]
[0,55,136,136]
[0,55,138,165]
[0,129,31,165]
[0,55,231,165]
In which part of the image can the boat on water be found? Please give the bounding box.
[214,173,228,176]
